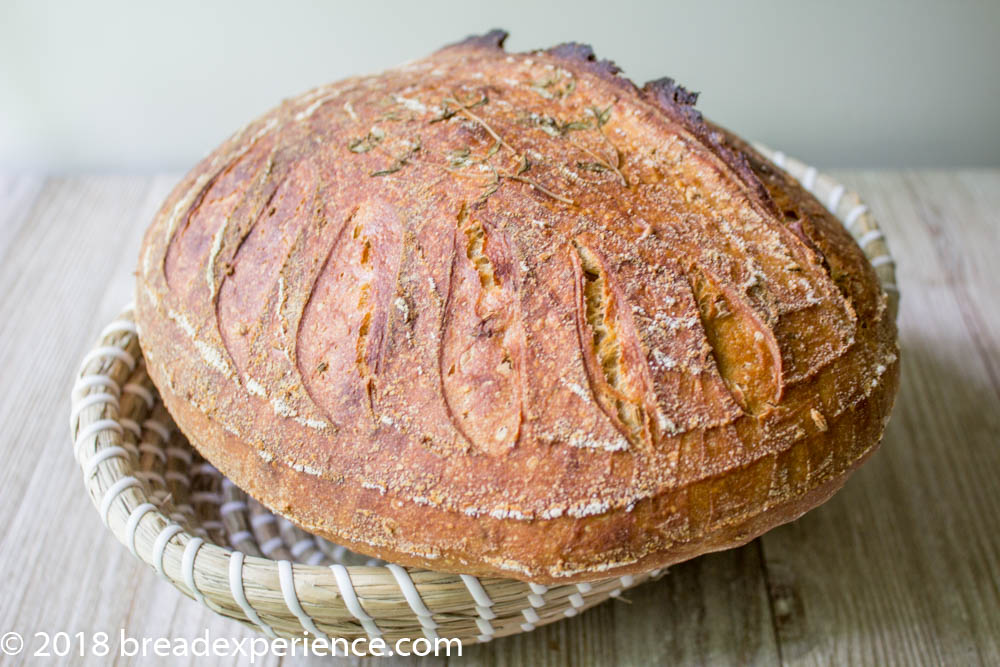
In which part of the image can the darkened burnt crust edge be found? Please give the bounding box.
[443,28,509,52]
[450,30,775,213]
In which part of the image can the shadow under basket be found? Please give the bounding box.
[69,146,898,645]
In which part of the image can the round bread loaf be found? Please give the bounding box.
[135,31,899,583]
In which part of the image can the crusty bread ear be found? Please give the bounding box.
[136,33,898,583]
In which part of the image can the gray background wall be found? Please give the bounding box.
[2,0,998,171]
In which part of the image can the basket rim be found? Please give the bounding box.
[754,143,898,315]
[69,147,898,644]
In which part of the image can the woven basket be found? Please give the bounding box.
[69,149,897,646]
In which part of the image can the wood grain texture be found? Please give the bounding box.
[757,171,1000,667]
[0,174,43,264]
[0,169,996,665]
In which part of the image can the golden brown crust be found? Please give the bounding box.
[136,32,899,583]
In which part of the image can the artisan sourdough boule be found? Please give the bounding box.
[135,31,899,583]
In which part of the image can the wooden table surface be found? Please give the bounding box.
[0,169,998,666]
